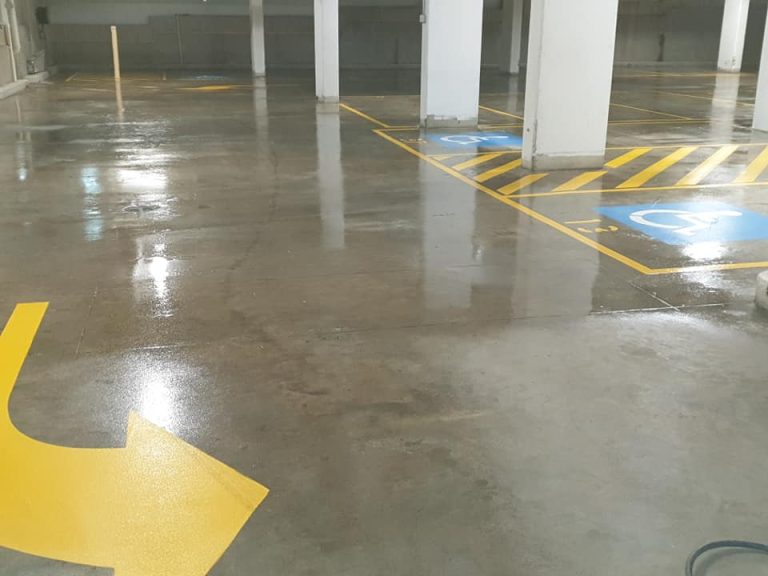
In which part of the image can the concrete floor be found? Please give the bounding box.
[1,69,768,575]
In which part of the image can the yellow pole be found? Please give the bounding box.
[110,25,121,80]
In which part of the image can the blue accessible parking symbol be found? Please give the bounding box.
[596,201,768,246]
[427,131,522,150]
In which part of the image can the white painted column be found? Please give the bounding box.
[250,0,266,77]
[420,0,484,127]
[316,103,345,250]
[314,0,339,102]
[753,11,768,130]
[718,0,751,72]
[522,0,619,170]
[499,0,524,75]
[0,0,17,82]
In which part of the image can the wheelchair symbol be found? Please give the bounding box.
[629,209,743,237]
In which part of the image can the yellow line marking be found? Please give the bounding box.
[617,146,698,189]
[734,146,768,183]
[339,103,392,128]
[514,178,768,198]
[552,170,607,192]
[564,219,601,225]
[479,105,524,120]
[677,145,739,186]
[375,129,768,275]
[648,261,768,275]
[0,303,269,574]
[452,152,508,172]
[499,173,549,195]
[656,90,754,107]
[374,129,655,275]
[475,159,523,183]
[605,147,653,168]
[428,151,519,159]
[611,102,692,120]
[478,119,709,130]
[64,73,77,83]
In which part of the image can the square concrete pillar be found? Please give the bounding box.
[314,0,339,103]
[250,0,266,77]
[718,0,751,72]
[753,11,768,130]
[522,0,619,170]
[420,0,484,128]
[500,0,524,75]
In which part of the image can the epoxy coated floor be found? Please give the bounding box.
[1,69,768,576]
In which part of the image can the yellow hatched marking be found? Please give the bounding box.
[676,145,739,186]
[617,146,698,189]
[498,174,549,195]
[553,171,607,192]
[452,152,508,172]
[734,146,768,183]
[475,159,523,183]
[605,147,653,168]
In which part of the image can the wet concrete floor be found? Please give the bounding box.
[1,69,768,575]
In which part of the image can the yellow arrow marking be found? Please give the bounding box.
[0,303,269,576]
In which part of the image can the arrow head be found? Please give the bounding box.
[113,412,269,576]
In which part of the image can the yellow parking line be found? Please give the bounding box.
[656,90,754,107]
[605,147,653,168]
[564,219,601,225]
[498,173,549,195]
[452,152,508,172]
[734,145,768,183]
[475,159,523,183]
[617,146,698,189]
[479,105,524,120]
[339,103,392,128]
[611,102,691,120]
[677,145,739,186]
[373,129,655,275]
[552,171,607,192]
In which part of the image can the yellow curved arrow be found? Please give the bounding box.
[0,303,269,575]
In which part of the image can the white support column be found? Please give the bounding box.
[753,11,768,130]
[0,0,17,82]
[314,0,339,102]
[499,0,524,75]
[420,0,484,127]
[522,0,619,170]
[250,0,266,77]
[718,0,751,72]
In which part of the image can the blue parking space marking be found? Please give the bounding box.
[596,201,768,246]
[427,131,522,150]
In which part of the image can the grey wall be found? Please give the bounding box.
[40,0,768,72]
[0,0,45,90]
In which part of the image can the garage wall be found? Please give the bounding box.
[0,0,46,91]
[40,0,768,72]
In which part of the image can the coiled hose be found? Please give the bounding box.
[686,540,768,576]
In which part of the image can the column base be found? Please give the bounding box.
[0,80,28,100]
[317,95,340,103]
[421,116,478,129]
[523,152,606,171]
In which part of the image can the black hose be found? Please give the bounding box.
[686,540,768,576]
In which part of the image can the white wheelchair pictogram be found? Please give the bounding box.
[629,209,743,237]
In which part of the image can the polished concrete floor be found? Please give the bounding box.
[1,69,768,575]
